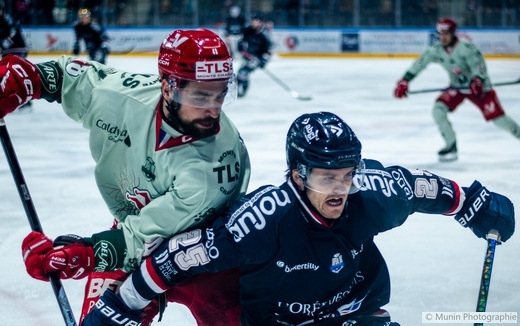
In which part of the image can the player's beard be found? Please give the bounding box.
[166,107,220,139]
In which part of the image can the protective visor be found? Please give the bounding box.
[171,75,238,109]
[302,160,366,195]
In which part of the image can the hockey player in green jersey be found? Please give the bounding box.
[394,17,520,162]
[0,29,250,325]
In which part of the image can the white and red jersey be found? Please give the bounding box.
[47,56,251,271]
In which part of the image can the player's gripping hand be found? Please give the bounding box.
[82,289,143,326]
[0,54,41,117]
[393,79,409,98]
[470,77,483,98]
[22,231,55,281]
[455,181,515,242]
[22,232,95,281]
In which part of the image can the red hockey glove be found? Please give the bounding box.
[22,232,95,281]
[393,79,409,98]
[44,234,95,279]
[469,77,483,98]
[22,231,54,281]
[0,54,41,118]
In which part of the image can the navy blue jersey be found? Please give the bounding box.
[0,13,26,56]
[226,15,246,36]
[129,159,463,325]
[240,26,271,58]
[74,20,108,51]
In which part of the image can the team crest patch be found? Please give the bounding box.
[330,253,344,273]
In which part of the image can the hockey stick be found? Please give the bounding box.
[409,78,520,94]
[474,229,500,326]
[262,68,313,101]
[0,118,78,326]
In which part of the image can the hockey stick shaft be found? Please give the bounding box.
[262,68,312,100]
[474,229,500,326]
[409,78,520,94]
[0,118,78,326]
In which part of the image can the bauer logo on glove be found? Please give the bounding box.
[456,187,489,227]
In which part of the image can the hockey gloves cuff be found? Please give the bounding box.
[454,181,515,242]
[393,79,409,98]
[0,54,42,117]
[81,289,143,326]
[22,232,95,281]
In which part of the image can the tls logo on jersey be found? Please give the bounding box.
[196,60,233,80]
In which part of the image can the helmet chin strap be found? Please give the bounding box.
[162,98,182,130]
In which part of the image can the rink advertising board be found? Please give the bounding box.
[23,27,520,57]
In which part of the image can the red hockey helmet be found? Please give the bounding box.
[158,28,237,107]
[158,28,234,81]
[436,17,457,33]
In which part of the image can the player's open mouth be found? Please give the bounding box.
[196,119,216,129]
[326,198,343,206]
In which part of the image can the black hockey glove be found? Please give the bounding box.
[258,53,270,68]
[82,289,143,326]
[454,181,515,242]
[237,40,247,52]
[73,41,80,55]
[101,42,110,55]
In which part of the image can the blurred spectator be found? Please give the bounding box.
[14,0,32,25]
[37,0,55,25]
[421,0,438,26]
[379,0,393,26]
[224,5,245,56]
[53,0,68,24]
[464,0,478,26]
[483,0,502,26]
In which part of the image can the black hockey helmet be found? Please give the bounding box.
[251,12,263,21]
[286,112,362,171]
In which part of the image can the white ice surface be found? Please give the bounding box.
[0,55,519,325]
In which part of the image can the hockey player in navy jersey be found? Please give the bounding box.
[84,111,514,326]
[73,8,110,64]
[236,13,271,97]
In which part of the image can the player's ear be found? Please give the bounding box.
[161,79,172,99]
[292,169,304,191]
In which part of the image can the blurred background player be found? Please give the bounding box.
[224,5,245,58]
[0,1,27,58]
[394,17,520,162]
[0,0,30,111]
[73,8,110,64]
[236,13,272,98]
